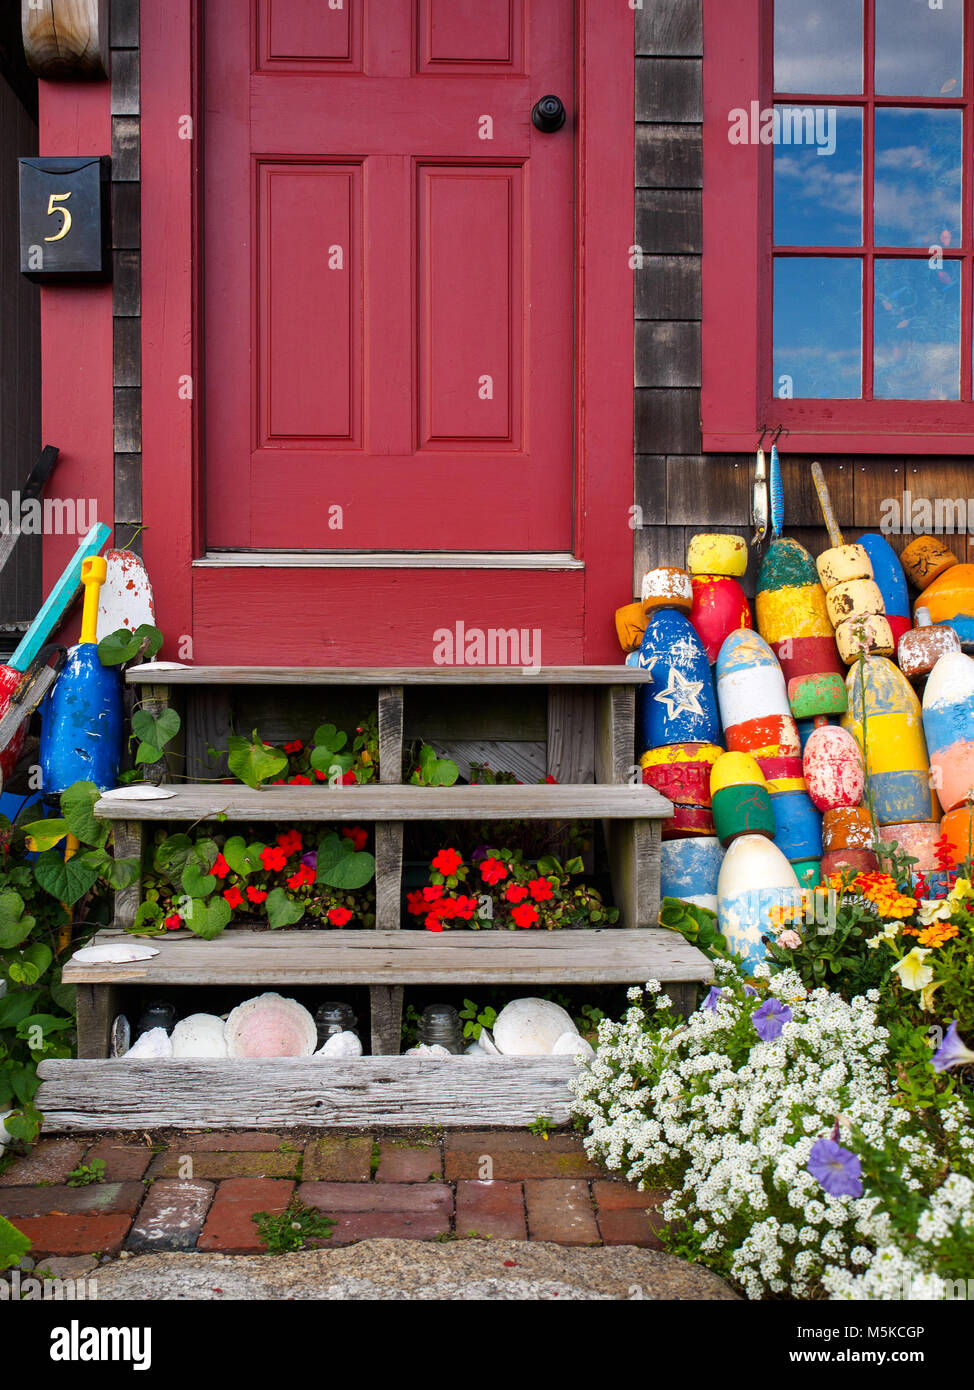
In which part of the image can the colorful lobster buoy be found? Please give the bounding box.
[822,806,874,852]
[858,533,911,647]
[689,575,752,665]
[900,536,958,591]
[877,822,942,874]
[615,600,648,654]
[921,651,974,813]
[717,834,803,971]
[687,533,747,578]
[803,725,864,813]
[811,464,894,662]
[939,803,974,867]
[897,606,962,685]
[641,566,693,615]
[710,751,775,845]
[637,606,720,752]
[842,657,936,825]
[914,564,974,650]
[660,836,724,913]
[755,538,841,686]
[641,742,722,808]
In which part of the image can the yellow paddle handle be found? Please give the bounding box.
[79,555,107,646]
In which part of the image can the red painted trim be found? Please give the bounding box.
[140,1,633,664]
[702,0,974,455]
[38,83,113,639]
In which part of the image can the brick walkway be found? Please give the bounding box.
[0,1131,666,1261]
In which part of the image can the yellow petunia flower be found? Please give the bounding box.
[891,948,934,992]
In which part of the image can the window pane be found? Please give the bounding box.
[874,258,960,399]
[875,0,963,97]
[874,108,962,249]
[774,0,863,94]
[774,107,862,246]
[773,258,862,398]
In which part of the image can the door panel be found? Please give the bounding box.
[205,0,574,552]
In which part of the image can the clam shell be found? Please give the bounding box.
[72,943,159,964]
[551,1031,595,1060]
[170,1013,228,1059]
[123,1026,173,1059]
[225,992,317,1058]
[492,998,577,1056]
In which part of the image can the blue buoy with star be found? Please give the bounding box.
[637,609,721,752]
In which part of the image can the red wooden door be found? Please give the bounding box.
[204,1,575,553]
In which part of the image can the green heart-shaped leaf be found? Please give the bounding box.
[183,895,231,940]
[309,748,354,778]
[20,818,69,852]
[133,901,163,933]
[265,888,305,929]
[33,850,99,906]
[132,707,181,754]
[61,781,108,848]
[98,623,164,667]
[153,833,194,885]
[181,861,217,899]
[316,833,374,891]
[227,733,288,789]
[222,836,265,878]
[313,723,348,755]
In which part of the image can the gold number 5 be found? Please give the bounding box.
[44,191,72,242]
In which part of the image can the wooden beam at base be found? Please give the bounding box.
[36,1056,579,1130]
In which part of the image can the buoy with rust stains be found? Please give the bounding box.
[686,533,748,578]
[900,535,958,591]
[755,537,841,686]
[822,805,874,852]
[897,606,961,684]
[637,609,720,751]
[641,566,693,615]
[640,742,722,808]
[877,821,942,873]
[858,533,911,647]
[921,650,974,813]
[716,835,803,971]
[803,725,865,812]
[842,657,936,825]
[660,835,724,912]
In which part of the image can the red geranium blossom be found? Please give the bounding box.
[210,854,230,879]
[406,890,426,916]
[261,846,289,873]
[246,886,268,904]
[452,895,478,920]
[276,829,303,856]
[432,897,456,918]
[480,857,508,885]
[422,884,443,902]
[528,877,554,902]
[287,864,315,891]
[432,848,463,876]
[511,902,539,929]
[314,768,328,782]
[164,914,182,931]
[283,739,303,754]
[288,775,312,785]
[505,883,529,904]
[424,915,444,932]
[328,906,353,926]
[342,826,368,852]
[341,770,358,785]
[223,886,244,910]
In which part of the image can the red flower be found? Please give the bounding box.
[505,883,529,904]
[422,884,443,902]
[328,906,353,926]
[406,890,427,916]
[276,829,303,856]
[424,915,444,933]
[433,897,457,919]
[342,826,368,852]
[283,740,303,754]
[452,895,478,920]
[246,886,268,904]
[544,775,558,784]
[210,854,230,879]
[511,902,539,929]
[528,877,554,902]
[314,768,327,782]
[288,775,312,785]
[287,864,315,891]
[261,846,288,873]
[341,770,358,785]
[432,848,463,876]
[223,886,244,910]
[164,913,182,931]
[480,857,508,885]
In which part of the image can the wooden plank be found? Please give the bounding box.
[183,688,231,780]
[377,685,403,785]
[635,255,701,321]
[35,1056,581,1130]
[546,689,596,783]
[113,250,140,316]
[113,315,141,388]
[127,666,658,687]
[636,59,702,123]
[114,453,142,527]
[74,983,118,1059]
[374,821,403,932]
[432,739,547,785]
[635,321,701,388]
[666,456,750,524]
[633,456,668,528]
[595,686,636,785]
[111,182,141,251]
[114,386,141,453]
[112,821,142,929]
[633,525,688,587]
[369,985,404,1056]
[110,46,140,115]
[405,686,547,742]
[110,0,140,48]
[61,928,712,987]
[606,818,662,930]
[111,114,140,182]
[636,123,702,189]
[636,0,703,57]
[93,782,672,822]
[635,189,701,255]
[635,387,701,454]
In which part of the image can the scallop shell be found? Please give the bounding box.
[170,1013,228,1059]
[224,992,317,1058]
[123,1027,173,1059]
[72,943,159,964]
[316,1030,363,1059]
[492,998,577,1056]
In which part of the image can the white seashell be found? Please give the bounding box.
[477,1027,500,1055]
[316,1030,363,1059]
[0,1110,14,1148]
[465,1041,485,1056]
[123,1027,173,1059]
[72,942,160,964]
[97,786,177,801]
[551,1031,595,1060]
[170,1013,228,1059]
[492,998,577,1056]
[404,1043,452,1057]
[224,992,317,1058]
[110,1015,131,1058]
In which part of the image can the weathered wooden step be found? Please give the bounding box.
[35,1056,580,1131]
[93,782,671,822]
[62,927,710,988]
[127,664,653,686]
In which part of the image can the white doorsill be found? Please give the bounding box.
[194,551,585,570]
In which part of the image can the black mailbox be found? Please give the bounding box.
[18,156,111,283]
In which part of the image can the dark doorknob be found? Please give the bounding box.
[531,94,566,133]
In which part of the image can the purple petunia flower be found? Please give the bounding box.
[931,1020,974,1073]
[807,1138,863,1198]
[702,986,723,1012]
[752,997,792,1040]
[300,851,317,870]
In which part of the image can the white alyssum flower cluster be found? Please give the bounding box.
[569,963,959,1300]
